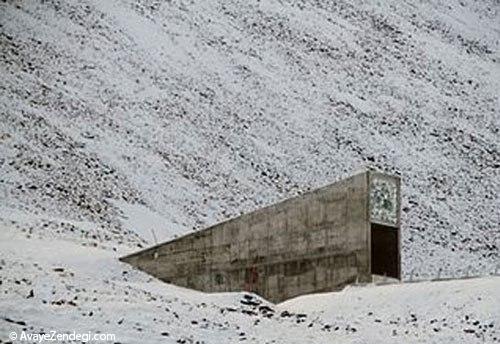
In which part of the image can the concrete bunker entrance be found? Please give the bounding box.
[120,171,402,302]
[371,223,400,279]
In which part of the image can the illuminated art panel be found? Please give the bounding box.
[370,175,399,226]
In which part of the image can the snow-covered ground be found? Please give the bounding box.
[1,225,499,343]
[0,0,499,342]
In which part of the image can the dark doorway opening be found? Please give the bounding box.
[371,223,400,279]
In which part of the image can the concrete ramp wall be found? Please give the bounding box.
[121,170,400,302]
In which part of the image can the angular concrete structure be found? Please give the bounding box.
[121,170,401,302]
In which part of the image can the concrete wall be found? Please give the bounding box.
[121,171,379,302]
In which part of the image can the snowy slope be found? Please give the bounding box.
[1,226,499,343]
[1,0,499,278]
[0,0,499,342]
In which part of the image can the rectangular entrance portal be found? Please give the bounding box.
[371,223,400,279]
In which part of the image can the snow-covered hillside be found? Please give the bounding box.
[0,0,499,342]
[1,227,499,343]
[1,0,499,278]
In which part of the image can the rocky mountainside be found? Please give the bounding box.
[1,0,499,342]
[0,0,499,288]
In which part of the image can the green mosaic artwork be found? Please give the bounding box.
[370,176,398,226]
